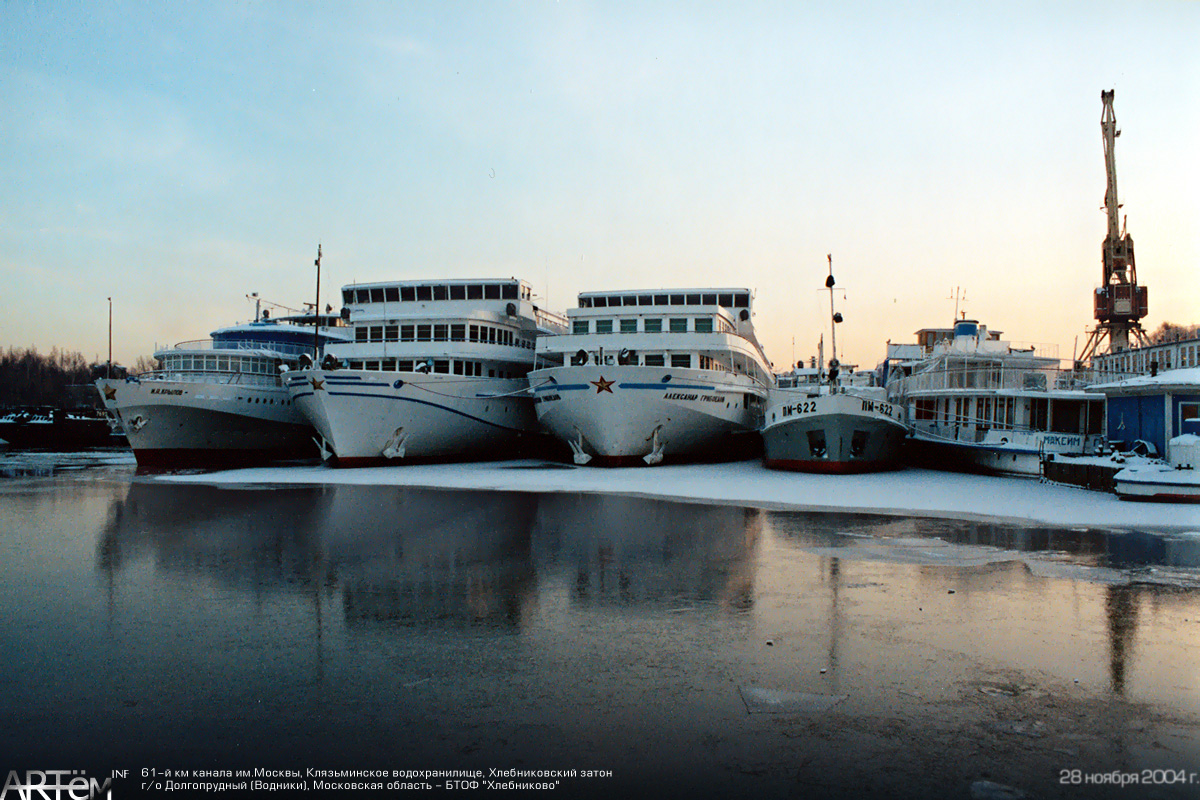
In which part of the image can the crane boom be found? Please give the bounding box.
[1101,90,1122,244]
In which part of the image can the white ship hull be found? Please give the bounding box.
[907,426,1102,477]
[529,364,765,465]
[287,369,537,466]
[762,390,907,473]
[96,378,314,470]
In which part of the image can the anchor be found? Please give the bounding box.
[568,430,592,465]
[643,426,665,465]
[127,414,149,432]
[313,435,333,462]
[382,428,407,459]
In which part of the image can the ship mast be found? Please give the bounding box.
[1080,90,1148,362]
[825,254,843,387]
[312,243,322,360]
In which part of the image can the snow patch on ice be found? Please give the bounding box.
[157,460,1198,531]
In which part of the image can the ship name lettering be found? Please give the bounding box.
[664,393,698,401]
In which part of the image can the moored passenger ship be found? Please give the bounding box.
[886,319,1106,476]
[287,278,567,466]
[97,307,350,470]
[528,288,773,465]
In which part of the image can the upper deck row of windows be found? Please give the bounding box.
[578,292,750,309]
[343,282,525,306]
[569,316,735,335]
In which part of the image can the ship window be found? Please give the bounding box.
[401,286,415,302]
[365,361,380,371]
[370,288,385,303]
[450,285,466,300]
[416,286,432,301]
[669,318,688,333]
[400,325,414,341]
[434,324,448,341]
[434,360,449,374]
[485,284,501,299]
[217,356,229,371]
[644,319,662,333]
[366,326,380,342]
[593,296,608,308]
[385,325,398,342]
[573,320,589,335]
[623,295,637,306]
[686,293,701,304]
[694,318,713,334]
[468,284,483,300]
[620,319,638,334]
[450,324,465,341]
[734,293,749,307]
[579,297,592,308]
[702,294,716,305]
[502,284,518,300]
[433,285,448,301]
[399,360,413,372]
[719,293,733,307]
[1030,398,1048,431]
[915,398,936,420]
[670,294,685,305]
[671,354,692,368]
[654,294,669,305]
[453,361,464,375]
[342,289,354,305]
[417,325,431,341]
[596,320,613,334]
[385,287,399,302]
[644,354,665,367]
[381,359,396,371]
[638,295,652,306]
[355,289,370,304]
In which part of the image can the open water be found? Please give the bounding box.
[2,450,1199,799]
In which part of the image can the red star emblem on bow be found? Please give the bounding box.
[590,376,615,393]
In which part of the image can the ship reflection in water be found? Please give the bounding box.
[2,476,1198,797]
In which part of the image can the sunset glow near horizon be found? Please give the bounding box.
[3,1,1197,372]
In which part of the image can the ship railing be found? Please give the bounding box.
[131,369,284,387]
[534,307,570,333]
[896,363,1119,394]
[162,338,319,358]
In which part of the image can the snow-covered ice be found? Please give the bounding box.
[159,460,1198,531]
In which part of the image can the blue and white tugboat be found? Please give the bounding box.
[761,256,907,472]
[97,292,350,470]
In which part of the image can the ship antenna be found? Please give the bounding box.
[825,254,842,388]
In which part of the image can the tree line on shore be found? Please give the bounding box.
[0,347,153,408]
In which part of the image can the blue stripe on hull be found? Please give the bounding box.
[326,390,526,433]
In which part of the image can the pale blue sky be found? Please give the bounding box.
[2,1,1197,369]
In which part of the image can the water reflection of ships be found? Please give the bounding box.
[96,483,540,630]
[321,486,538,630]
[531,494,760,611]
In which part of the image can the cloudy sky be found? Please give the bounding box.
[2,1,1197,370]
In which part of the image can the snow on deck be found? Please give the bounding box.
[159,460,1199,532]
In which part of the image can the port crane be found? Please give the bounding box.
[1080,89,1148,362]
